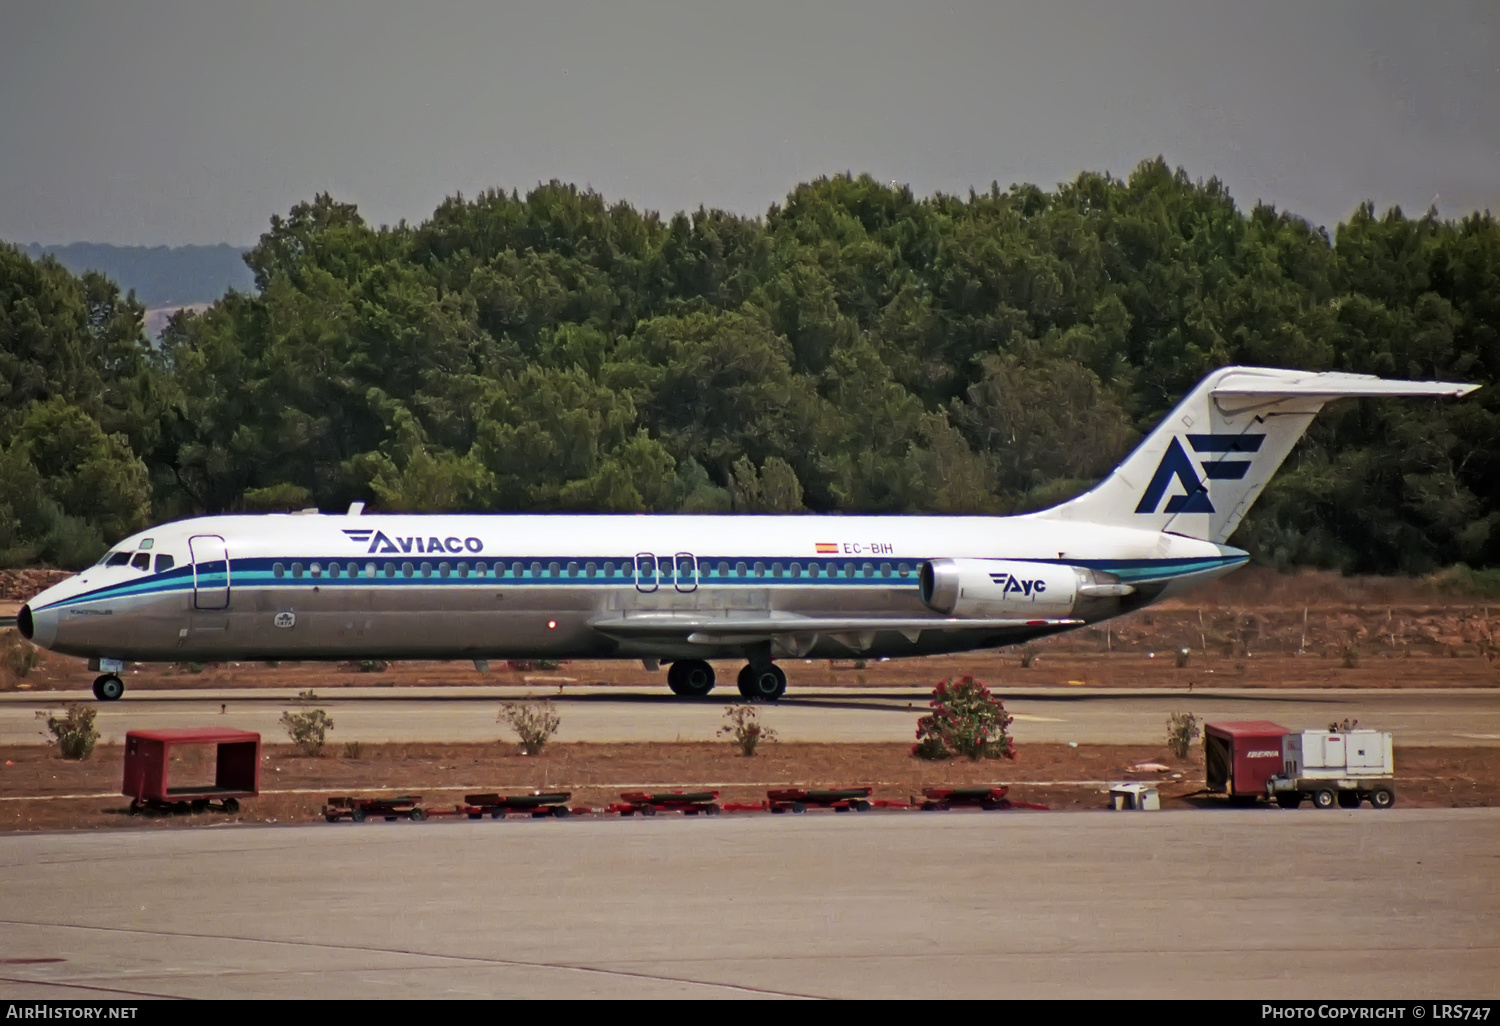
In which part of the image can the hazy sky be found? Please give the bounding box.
[2,1,1496,245]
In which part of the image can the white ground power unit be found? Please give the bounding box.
[1266,730,1396,810]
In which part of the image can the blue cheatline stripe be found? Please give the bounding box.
[38,552,1248,609]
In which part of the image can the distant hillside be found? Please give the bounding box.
[18,242,255,308]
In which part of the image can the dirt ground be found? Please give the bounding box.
[1,740,1495,833]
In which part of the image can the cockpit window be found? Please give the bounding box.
[106,551,132,567]
[139,538,154,550]
[154,554,175,573]
[130,552,152,571]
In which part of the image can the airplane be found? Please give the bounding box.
[18,366,1478,702]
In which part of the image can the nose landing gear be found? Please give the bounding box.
[92,674,124,701]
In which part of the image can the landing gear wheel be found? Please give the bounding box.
[667,659,716,697]
[1312,788,1337,810]
[1275,793,1303,809]
[736,664,786,701]
[1370,788,1395,809]
[92,674,124,701]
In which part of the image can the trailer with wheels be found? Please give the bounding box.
[1266,729,1396,809]
[1204,721,1291,806]
[323,795,427,822]
[122,728,260,814]
[766,787,872,813]
[612,790,721,816]
[463,792,574,818]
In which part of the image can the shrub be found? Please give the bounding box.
[46,704,99,760]
[1166,711,1200,758]
[358,659,387,673]
[912,676,1015,761]
[1340,638,1359,668]
[1018,646,1037,668]
[2,629,41,680]
[1175,648,1191,668]
[718,705,778,756]
[296,689,318,703]
[342,741,365,759]
[280,708,333,755]
[499,700,560,755]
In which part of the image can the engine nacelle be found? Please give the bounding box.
[918,559,1130,618]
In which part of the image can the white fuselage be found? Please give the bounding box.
[22,510,1245,665]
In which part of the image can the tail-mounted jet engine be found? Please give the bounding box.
[918,559,1133,619]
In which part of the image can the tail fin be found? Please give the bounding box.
[1037,366,1478,543]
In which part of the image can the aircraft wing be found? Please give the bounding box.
[590,613,1081,646]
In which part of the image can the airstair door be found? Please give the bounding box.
[189,535,231,610]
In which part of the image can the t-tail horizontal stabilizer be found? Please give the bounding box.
[1037,366,1478,544]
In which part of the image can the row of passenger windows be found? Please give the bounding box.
[269,560,915,580]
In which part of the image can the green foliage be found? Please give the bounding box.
[2,629,40,680]
[1166,711,1200,758]
[342,741,365,759]
[718,705,779,756]
[5,164,1500,574]
[912,676,1015,761]
[280,707,333,755]
[499,700,560,755]
[47,704,99,760]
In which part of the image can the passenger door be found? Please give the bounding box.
[634,553,659,593]
[672,552,698,593]
[189,535,231,610]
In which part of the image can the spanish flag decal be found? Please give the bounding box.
[815,542,838,554]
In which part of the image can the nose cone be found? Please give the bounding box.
[18,603,57,649]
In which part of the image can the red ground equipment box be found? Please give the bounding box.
[122,728,260,812]
[1204,721,1289,804]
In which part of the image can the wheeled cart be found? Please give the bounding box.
[122,728,260,814]
[323,795,427,822]
[766,787,873,813]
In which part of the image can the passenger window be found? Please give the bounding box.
[420,562,432,577]
[130,552,152,571]
[154,554,175,573]
[310,563,322,577]
[880,562,891,576]
[273,563,285,578]
[585,562,596,578]
[789,562,801,578]
[402,562,414,577]
[771,562,783,578]
[548,561,560,577]
[567,561,578,577]
[107,551,132,567]
[458,562,469,578]
[384,562,396,577]
[717,561,728,576]
[439,562,450,578]
[292,563,304,578]
[475,562,486,576]
[862,563,874,577]
[898,562,910,577]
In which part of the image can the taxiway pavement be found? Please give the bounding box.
[0,808,1495,999]
[2,685,1499,746]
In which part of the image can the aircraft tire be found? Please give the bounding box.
[667,659,716,697]
[737,664,787,702]
[93,674,124,701]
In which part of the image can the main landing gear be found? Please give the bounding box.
[666,659,716,697]
[665,659,788,701]
[92,674,124,701]
[736,664,786,702]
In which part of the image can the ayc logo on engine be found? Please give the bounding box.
[1136,434,1264,515]
[343,529,484,555]
[988,572,1047,597]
